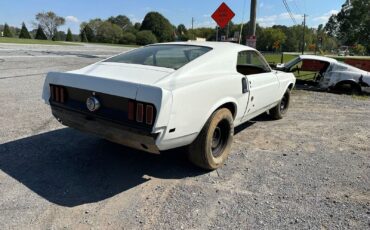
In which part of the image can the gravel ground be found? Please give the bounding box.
[0,43,369,229]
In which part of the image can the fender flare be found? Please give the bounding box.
[198,97,238,134]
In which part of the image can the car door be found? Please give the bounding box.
[236,51,280,118]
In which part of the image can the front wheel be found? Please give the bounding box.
[188,108,234,170]
[269,89,291,120]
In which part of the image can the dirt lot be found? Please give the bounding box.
[0,43,369,229]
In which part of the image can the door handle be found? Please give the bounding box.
[242,78,249,94]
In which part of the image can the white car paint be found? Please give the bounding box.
[42,42,296,152]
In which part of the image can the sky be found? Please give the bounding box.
[0,0,345,34]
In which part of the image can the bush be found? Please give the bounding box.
[136,30,157,45]
[119,32,136,45]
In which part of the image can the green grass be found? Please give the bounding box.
[352,94,370,100]
[0,37,80,46]
[0,37,77,45]
[263,53,297,64]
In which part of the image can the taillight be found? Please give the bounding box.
[50,85,66,103]
[136,103,144,123]
[128,101,135,121]
[146,105,154,125]
[128,100,155,126]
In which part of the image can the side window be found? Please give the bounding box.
[237,51,271,75]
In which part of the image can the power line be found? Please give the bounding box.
[282,0,298,25]
[292,0,302,15]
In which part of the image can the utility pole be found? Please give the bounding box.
[249,0,257,36]
[216,26,219,41]
[191,17,194,40]
[301,14,306,54]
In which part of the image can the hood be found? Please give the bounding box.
[68,62,175,86]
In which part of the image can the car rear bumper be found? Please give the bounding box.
[51,106,160,154]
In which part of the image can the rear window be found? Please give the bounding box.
[104,45,212,69]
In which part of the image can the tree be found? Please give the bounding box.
[52,29,62,41]
[80,24,95,42]
[140,12,174,42]
[325,0,370,53]
[134,22,141,30]
[3,23,12,37]
[119,32,136,45]
[136,30,157,45]
[35,11,65,39]
[177,24,187,35]
[80,19,103,42]
[353,44,366,55]
[96,21,123,43]
[35,25,47,40]
[80,30,88,42]
[325,15,339,37]
[176,24,189,41]
[66,28,73,41]
[108,15,132,30]
[257,28,286,51]
[19,22,31,39]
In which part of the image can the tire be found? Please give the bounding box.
[269,89,291,120]
[188,108,234,170]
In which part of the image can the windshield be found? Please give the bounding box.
[104,45,212,69]
[283,56,301,68]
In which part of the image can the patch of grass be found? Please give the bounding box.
[352,94,370,100]
[87,42,140,48]
[263,53,297,64]
[0,37,80,46]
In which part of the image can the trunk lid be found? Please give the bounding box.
[69,62,175,85]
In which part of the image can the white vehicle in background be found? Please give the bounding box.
[276,55,370,94]
[42,42,295,169]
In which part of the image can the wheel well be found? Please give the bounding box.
[336,80,360,88]
[217,102,237,119]
[288,83,294,90]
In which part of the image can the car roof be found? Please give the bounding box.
[299,55,338,63]
[150,41,256,52]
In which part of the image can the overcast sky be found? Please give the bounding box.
[0,0,344,33]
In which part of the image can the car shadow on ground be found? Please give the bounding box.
[0,128,205,207]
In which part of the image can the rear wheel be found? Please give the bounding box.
[188,108,234,170]
[335,82,362,95]
[269,89,290,120]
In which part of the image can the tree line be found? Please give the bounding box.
[1,0,368,54]
[1,12,75,41]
